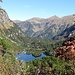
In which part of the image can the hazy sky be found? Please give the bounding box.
[0,0,75,21]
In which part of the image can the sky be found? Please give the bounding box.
[0,0,75,21]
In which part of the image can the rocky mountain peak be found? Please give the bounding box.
[13,20,21,23]
[27,17,45,24]
[47,15,59,19]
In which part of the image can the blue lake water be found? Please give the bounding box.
[16,52,46,62]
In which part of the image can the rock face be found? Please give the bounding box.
[0,7,14,29]
[53,23,75,40]
[15,15,75,39]
[55,35,75,62]
[0,7,25,46]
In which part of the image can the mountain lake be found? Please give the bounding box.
[16,51,46,62]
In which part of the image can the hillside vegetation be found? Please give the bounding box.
[0,7,75,75]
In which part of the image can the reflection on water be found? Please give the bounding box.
[16,52,46,62]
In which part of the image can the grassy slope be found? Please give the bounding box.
[0,34,75,75]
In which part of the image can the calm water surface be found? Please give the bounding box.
[16,52,46,62]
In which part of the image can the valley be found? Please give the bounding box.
[0,7,75,75]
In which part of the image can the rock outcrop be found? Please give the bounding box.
[0,7,14,29]
[0,7,25,46]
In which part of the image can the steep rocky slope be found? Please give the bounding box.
[53,23,75,40]
[0,7,26,47]
[0,7,14,30]
[15,15,75,39]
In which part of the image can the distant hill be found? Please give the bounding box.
[13,20,21,23]
[15,15,75,39]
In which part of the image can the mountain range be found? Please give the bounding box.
[14,14,75,39]
[1,6,75,41]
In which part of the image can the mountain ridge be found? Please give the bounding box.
[13,14,75,22]
[14,14,75,39]
[0,7,27,52]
